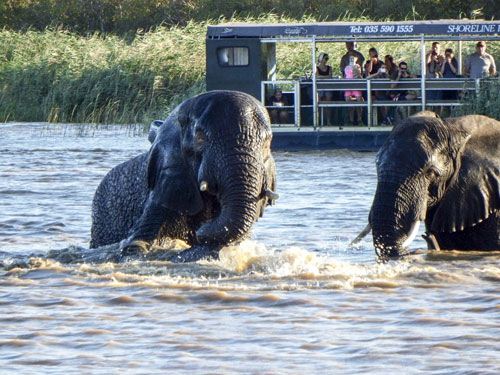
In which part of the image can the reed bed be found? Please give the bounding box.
[1,14,499,124]
[0,21,207,123]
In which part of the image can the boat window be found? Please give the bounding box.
[217,47,249,66]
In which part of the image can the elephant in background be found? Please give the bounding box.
[90,91,278,261]
[365,111,500,259]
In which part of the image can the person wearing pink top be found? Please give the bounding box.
[344,55,364,125]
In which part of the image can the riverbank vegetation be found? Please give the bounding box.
[1,3,500,123]
[0,22,208,123]
[2,1,498,34]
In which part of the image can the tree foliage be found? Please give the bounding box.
[1,0,498,34]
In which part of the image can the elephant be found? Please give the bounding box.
[90,90,278,262]
[362,111,500,259]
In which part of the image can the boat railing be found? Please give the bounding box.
[261,78,484,129]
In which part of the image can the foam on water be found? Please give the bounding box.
[1,240,495,292]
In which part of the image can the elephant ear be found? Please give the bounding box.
[431,139,500,233]
[147,121,203,215]
[147,120,164,143]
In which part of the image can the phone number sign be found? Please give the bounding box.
[348,22,500,36]
[350,24,414,34]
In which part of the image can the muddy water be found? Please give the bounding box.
[1,123,499,374]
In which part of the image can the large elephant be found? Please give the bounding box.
[90,91,278,261]
[366,111,500,259]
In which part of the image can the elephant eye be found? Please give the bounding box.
[425,166,441,178]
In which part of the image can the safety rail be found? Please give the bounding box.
[262,78,483,129]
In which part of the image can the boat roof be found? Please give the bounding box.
[207,20,500,40]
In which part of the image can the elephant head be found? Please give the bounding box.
[369,112,500,259]
[122,90,277,252]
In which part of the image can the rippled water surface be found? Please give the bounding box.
[1,123,499,374]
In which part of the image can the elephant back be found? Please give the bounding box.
[90,152,149,248]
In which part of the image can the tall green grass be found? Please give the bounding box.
[1,14,499,123]
[0,21,207,123]
[452,80,500,119]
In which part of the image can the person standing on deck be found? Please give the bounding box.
[465,41,497,79]
[316,52,333,126]
[340,42,365,77]
[344,55,364,125]
[364,47,382,77]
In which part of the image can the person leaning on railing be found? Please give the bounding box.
[267,88,289,124]
[390,61,419,119]
[366,55,399,125]
[395,61,418,101]
[440,48,459,100]
[425,42,445,100]
[438,48,460,117]
[425,42,445,116]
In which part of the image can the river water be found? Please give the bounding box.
[1,123,499,374]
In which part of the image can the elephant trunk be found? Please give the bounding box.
[195,157,261,246]
[369,174,426,259]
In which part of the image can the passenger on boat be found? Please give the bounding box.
[340,42,365,77]
[364,47,382,77]
[387,61,419,120]
[316,52,333,126]
[396,61,418,101]
[465,41,497,79]
[267,88,289,124]
[344,55,364,125]
[439,49,460,117]
[366,55,399,125]
[426,42,445,115]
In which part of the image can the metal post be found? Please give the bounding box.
[294,79,301,129]
[261,81,265,106]
[312,36,318,130]
[367,79,372,127]
[457,40,462,75]
[420,34,426,110]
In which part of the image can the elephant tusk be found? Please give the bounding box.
[199,181,209,192]
[265,190,279,201]
[349,223,371,246]
[402,220,421,248]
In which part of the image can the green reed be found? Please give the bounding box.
[1,14,499,124]
[451,78,500,119]
[0,22,207,124]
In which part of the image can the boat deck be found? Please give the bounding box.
[271,125,392,151]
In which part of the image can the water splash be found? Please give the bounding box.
[2,240,494,292]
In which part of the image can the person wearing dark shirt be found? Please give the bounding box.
[316,52,333,125]
[367,55,399,124]
[440,48,459,103]
[426,42,444,102]
[439,48,459,116]
[397,61,418,100]
[364,47,382,77]
[441,48,459,78]
[267,88,289,124]
[340,42,365,77]
[390,61,419,119]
